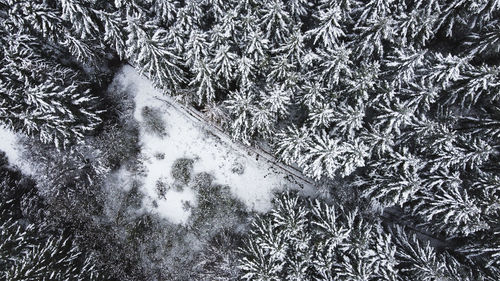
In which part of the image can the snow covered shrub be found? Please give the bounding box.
[0,151,7,167]
[231,161,245,175]
[155,179,169,199]
[191,172,214,191]
[195,229,243,281]
[141,106,167,137]
[97,123,140,170]
[124,183,144,210]
[154,152,166,160]
[171,158,195,185]
[191,183,247,239]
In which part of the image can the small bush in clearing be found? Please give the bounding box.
[155,179,169,199]
[141,106,167,137]
[171,158,194,185]
[191,172,214,191]
[154,152,165,160]
[231,161,244,175]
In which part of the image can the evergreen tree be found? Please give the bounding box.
[0,154,103,280]
[1,1,500,279]
[0,34,102,148]
[275,125,311,165]
[238,192,487,281]
[225,88,258,144]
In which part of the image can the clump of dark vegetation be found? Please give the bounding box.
[171,158,195,185]
[231,161,245,175]
[190,183,247,239]
[191,172,214,191]
[141,106,167,137]
[154,152,165,160]
[0,153,104,280]
[194,229,243,280]
[155,179,169,199]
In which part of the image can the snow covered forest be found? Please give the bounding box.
[1,0,500,280]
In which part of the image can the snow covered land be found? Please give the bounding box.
[2,1,499,279]
[0,126,20,164]
[0,126,31,174]
[114,66,312,224]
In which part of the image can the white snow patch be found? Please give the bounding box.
[112,66,311,224]
[0,126,32,174]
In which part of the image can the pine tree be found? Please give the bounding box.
[258,0,292,44]
[0,34,102,148]
[414,185,488,237]
[467,20,500,57]
[151,0,181,25]
[359,150,423,208]
[423,52,470,90]
[9,1,64,40]
[190,58,217,104]
[354,14,395,59]
[385,47,428,86]
[274,25,305,66]
[60,0,100,39]
[244,29,270,66]
[300,131,342,180]
[261,85,291,118]
[331,102,365,139]
[317,44,353,87]
[307,103,335,129]
[225,88,258,144]
[212,44,237,86]
[251,106,275,140]
[238,192,478,281]
[450,64,500,107]
[300,79,326,109]
[239,239,283,281]
[97,10,127,59]
[0,162,102,281]
[185,29,210,68]
[393,6,437,47]
[174,0,204,34]
[131,26,185,94]
[275,125,311,166]
[4,234,101,281]
[307,2,346,48]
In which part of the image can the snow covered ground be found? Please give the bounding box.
[0,126,31,174]
[113,66,312,224]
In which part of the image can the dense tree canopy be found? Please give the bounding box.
[0,0,499,280]
[0,153,102,280]
[239,192,498,281]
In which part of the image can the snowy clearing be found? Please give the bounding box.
[0,126,31,174]
[113,66,313,224]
